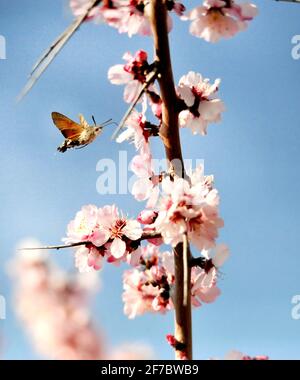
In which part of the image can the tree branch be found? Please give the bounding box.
[18,231,162,251]
[149,0,192,360]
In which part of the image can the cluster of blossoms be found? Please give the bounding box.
[11,242,102,359]
[61,155,228,319]
[65,160,225,274]
[123,243,229,319]
[177,71,225,135]
[109,51,225,140]
[183,0,258,43]
[153,165,224,250]
[70,0,185,37]
[64,204,144,272]
[70,0,257,43]
[108,51,225,214]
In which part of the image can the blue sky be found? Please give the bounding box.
[1,0,300,360]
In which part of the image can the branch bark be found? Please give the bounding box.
[149,0,193,360]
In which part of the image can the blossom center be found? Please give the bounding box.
[110,219,127,238]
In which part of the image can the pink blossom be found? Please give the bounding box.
[108,50,150,103]
[183,0,258,43]
[108,50,162,114]
[162,250,221,307]
[130,153,160,208]
[12,241,156,359]
[64,204,109,247]
[154,165,224,251]
[191,267,220,306]
[65,205,143,271]
[137,210,158,225]
[75,245,104,272]
[11,244,102,360]
[70,0,150,37]
[116,106,150,155]
[122,245,172,318]
[122,242,226,319]
[97,205,143,260]
[101,1,181,37]
[113,0,153,37]
[202,243,230,269]
[69,0,104,22]
[177,71,225,135]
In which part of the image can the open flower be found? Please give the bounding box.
[177,71,225,135]
[108,50,150,103]
[154,165,224,251]
[75,245,104,272]
[183,0,258,43]
[130,153,160,208]
[116,97,152,155]
[112,0,153,37]
[64,205,110,247]
[123,245,172,318]
[97,205,143,259]
[64,205,143,271]
[108,50,162,113]
[122,242,227,319]
[162,250,222,307]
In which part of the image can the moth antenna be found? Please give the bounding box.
[92,115,97,126]
[102,119,118,127]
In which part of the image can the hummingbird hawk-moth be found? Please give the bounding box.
[52,112,112,152]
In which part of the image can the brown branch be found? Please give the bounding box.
[149,0,192,360]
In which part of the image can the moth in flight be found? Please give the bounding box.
[52,112,112,152]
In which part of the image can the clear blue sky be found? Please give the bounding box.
[1,0,300,360]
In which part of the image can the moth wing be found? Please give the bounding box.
[52,112,83,139]
[78,114,89,129]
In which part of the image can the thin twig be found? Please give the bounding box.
[18,232,162,252]
[18,241,90,251]
[17,0,101,101]
[111,66,159,140]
